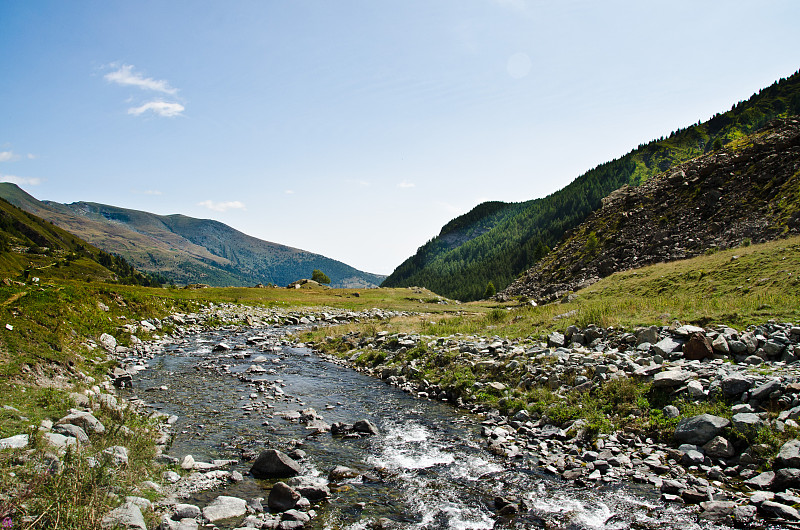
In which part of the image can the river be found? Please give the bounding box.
[126,325,730,529]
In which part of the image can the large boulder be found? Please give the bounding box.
[286,476,330,500]
[674,414,730,445]
[652,337,682,357]
[721,373,753,396]
[250,450,301,479]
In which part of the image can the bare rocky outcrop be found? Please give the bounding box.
[502,117,800,302]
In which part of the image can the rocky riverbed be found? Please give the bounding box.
[7,301,800,529]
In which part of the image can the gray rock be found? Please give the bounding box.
[202,495,247,523]
[653,370,693,388]
[653,337,682,356]
[285,475,330,500]
[721,373,753,396]
[329,465,360,482]
[53,423,90,444]
[760,500,800,520]
[43,432,77,450]
[699,500,735,521]
[103,445,129,466]
[776,439,800,469]
[741,332,758,354]
[353,419,379,435]
[250,450,302,479]
[268,482,300,512]
[774,468,800,489]
[57,410,105,435]
[636,326,659,345]
[0,434,29,449]
[750,379,781,402]
[548,332,565,348]
[744,471,775,489]
[174,503,201,519]
[674,414,730,445]
[711,334,729,354]
[101,501,147,529]
[663,405,680,418]
[732,413,766,435]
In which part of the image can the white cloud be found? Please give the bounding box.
[285,190,294,195]
[143,189,162,195]
[197,200,246,212]
[105,64,177,94]
[507,52,532,79]
[0,151,19,162]
[27,153,36,160]
[0,174,42,186]
[397,180,416,189]
[128,100,185,118]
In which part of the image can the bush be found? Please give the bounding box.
[311,269,331,284]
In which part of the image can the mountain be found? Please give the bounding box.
[382,69,800,301]
[0,195,159,285]
[0,184,386,288]
[501,117,800,302]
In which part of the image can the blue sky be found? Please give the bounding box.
[1,1,799,275]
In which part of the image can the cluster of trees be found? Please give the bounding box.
[382,70,800,301]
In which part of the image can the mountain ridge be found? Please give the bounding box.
[0,184,386,288]
[382,69,800,301]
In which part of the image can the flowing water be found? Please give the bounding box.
[127,326,730,529]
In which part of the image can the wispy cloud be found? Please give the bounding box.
[347,179,371,187]
[397,180,416,189]
[285,190,294,195]
[128,100,185,118]
[197,200,246,212]
[105,64,177,94]
[0,151,19,162]
[0,174,42,186]
[143,189,162,196]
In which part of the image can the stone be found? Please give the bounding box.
[53,423,90,444]
[774,468,800,490]
[250,450,301,479]
[683,333,713,360]
[353,419,379,435]
[674,414,730,445]
[760,500,800,520]
[101,501,147,530]
[57,411,105,435]
[103,445,129,466]
[699,500,736,521]
[636,326,659,345]
[43,432,77,450]
[329,465,360,482]
[0,434,29,449]
[750,379,782,402]
[174,504,201,519]
[268,482,300,512]
[663,405,680,418]
[652,370,693,388]
[721,373,753,396]
[181,454,195,470]
[286,475,330,500]
[732,413,766,435]
[702,436,735,458]
[202,495,247,523]
[776,439,800,469]
[99,333,117,353]
[687,380,706,399]
[711,334,729,354]
[744,471,775,489]
[652,337,682,356]
[548,332,565,348]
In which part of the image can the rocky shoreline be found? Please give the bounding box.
[310,318,800,527]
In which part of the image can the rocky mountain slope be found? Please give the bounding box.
[383,70,800,301]
[501,117,800,302]
[0,184,385,288]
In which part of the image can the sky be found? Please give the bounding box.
[1,1,799,275]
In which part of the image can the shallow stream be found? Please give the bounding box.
[127,326,728,529]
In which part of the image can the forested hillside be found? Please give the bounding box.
[382,70,800,301]
[0,197,162,285]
